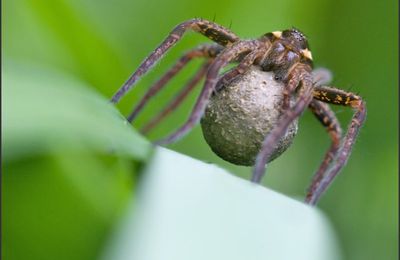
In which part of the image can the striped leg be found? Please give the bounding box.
[306,86,367,205]
[127,44,222,122]
[141,47,264,133]
[252,66,314,183]
[214,67,241,92]
[140,61,212,134]
[306,100,342,203]
[155,40,264,145]
[111,18,239,103]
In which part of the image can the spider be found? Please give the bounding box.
[111,18,366,205]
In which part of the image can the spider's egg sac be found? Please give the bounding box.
[200,66,298,166]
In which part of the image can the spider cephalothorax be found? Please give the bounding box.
[258,28,312,82]
[111,18,366,205]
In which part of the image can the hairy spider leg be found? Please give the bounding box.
[307,100,342,203]
[213,67,241,92]
[155,40,263,145]
[213,52,258,92]
[280,65,326,111]
[143,49,263,133]
[252,66,314,183]
[140,61,212,134]
[111,18,240,103]
[306,86,366,205]
[127,44,223,122]
[141,47,259,133]
[281,68,304,111]
[304,67,341,202]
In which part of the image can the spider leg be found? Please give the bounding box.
[127,44,223,122]
[214,67,240,92]
[302,67,339,202]
[306,86,366,205]
[148,52,258,135]
[281,64,316,111]
[140,61,212,134]
[281,74,301,110]
[207,48,252,93]
[252,66,314,183]
[155,40,264,145]
[306,100,342,203]
[111,18,240,103]
[213,60,248,92]
[281,67,332,110]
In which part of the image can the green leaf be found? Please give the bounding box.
[102,147,343,260]
[2,60,152,260]
[3,60,151,161]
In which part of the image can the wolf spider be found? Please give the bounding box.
[111,18,366,205]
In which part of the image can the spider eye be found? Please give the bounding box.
[282,28,308,49]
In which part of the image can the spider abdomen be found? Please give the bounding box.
[200,66,298,166]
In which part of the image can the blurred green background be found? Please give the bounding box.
[3,0,398,259]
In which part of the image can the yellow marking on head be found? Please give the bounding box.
[272,31,282,38]
[301,48,313,60]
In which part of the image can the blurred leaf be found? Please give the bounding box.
[101,147,342,260]
[3,60,151,161]
[2,60,152,260]
[3,0,128,94]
